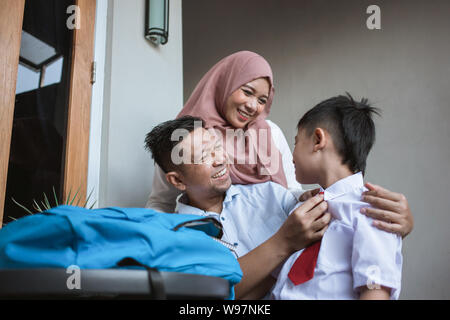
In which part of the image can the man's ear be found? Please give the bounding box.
[165,171,186,191]
[313,128,327,152]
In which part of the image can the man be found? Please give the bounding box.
[144,116,330,299]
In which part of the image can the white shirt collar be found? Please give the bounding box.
[175,184,240,216]
[320,172,364,201]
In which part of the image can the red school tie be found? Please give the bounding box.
[287,192,324,285]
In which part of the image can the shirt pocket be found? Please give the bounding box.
[317,220,354,272]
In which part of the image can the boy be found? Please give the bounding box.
[144,116,332,299]
[271,93,402,300]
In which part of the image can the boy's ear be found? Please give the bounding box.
[313,128,327,152]
[165,171,186,191]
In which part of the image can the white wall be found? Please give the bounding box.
[99,0,183,207]
[183,0,450,299]
[87,0,108,209]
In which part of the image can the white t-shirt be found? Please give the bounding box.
[271,172,403,300]
[145,120,303,213]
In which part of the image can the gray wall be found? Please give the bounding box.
[99,0,183,207]
[183,0,450,299]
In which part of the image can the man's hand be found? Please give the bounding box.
[235,193,331,299]
[298,188,321,202]
[274,193,331,255]
[360,183,413,238]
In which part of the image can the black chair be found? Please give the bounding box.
[0,269,230,300]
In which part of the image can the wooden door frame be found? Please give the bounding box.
[0,0,26,224]
[0,0,96,224]
[63,0,97,205]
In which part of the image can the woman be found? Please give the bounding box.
[147,51,303,210]
[146,51,413,237]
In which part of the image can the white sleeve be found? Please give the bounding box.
[266,120,304,199]
[145,163,182,213]
[351,204,403,299]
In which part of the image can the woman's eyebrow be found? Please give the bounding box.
[243,84,269,99]
[242,84,255,92]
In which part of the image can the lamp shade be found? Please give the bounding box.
[145,0,169,45]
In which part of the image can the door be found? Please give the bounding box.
[0,0,96,225]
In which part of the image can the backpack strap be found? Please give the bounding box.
[117,258,166,300]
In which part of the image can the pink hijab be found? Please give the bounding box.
[177,51,287,187]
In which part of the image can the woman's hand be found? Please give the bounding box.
[360,182,413,238]
[274,193,331,255]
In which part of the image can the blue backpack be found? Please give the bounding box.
[0,205,242,298]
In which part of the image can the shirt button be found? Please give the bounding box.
[221,217,225,221]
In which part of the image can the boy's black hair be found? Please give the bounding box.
[297,93,381,175]
[144,116,205,173]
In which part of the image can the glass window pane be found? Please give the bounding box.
[4,0,75,223]
[42,56,64,87]
[20,30,57,67]
[15,64,40,95]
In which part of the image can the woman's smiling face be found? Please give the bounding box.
[224,77,270,129]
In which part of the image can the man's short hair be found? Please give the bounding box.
[297,93,381,175]
[144,116,205,173]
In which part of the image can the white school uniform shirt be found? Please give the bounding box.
[175,181,298,258]
[271,172,403,300]
[145,120,303,213]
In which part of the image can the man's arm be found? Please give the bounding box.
[239,276,276,300]
[235,233,288,300]
[234,194,330,299]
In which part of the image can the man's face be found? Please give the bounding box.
[293,127,319,185]
[175,128,232,197]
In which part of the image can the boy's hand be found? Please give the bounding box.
[298,188,321,202]
[360,182,413,238]
[274,193,331,255]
